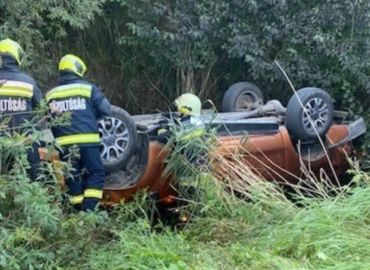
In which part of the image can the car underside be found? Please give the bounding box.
[38,81,367,211]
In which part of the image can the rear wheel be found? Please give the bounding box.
[222,82,264,112]
[286,88,334,141]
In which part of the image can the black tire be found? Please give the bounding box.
[222,81,264,112]
[98,105,138,173]
[286,87,334,141]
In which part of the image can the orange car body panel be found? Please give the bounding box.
[39,124,352,206]
[214,125,351,184]
[101,142,176,206]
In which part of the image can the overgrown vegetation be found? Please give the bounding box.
[2,1,370,269]
[2,115,370,268]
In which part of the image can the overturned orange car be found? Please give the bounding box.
[39,82,367,212]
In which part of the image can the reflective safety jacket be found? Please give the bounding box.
[0,56,42,133]
[157,114,208,174]
[157,114,206,144]
[46,72,112,147]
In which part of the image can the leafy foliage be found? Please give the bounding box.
[2,0,370,119]
[2,2,370,268]
[115,0,370,111]
[0,0,105,88]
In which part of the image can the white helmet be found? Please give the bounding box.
[173,93,201,116]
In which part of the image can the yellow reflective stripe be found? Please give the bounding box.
[70,195,84,205]
[158,128,168,135]
[56,133,100,146]
[0,88,33,98]
[46,83,92,102]
[84,189,103,199]
[179,128,205,141]
[0,81,33,98]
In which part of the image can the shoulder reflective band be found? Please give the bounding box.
[178,128,206,141]
[0,80,33,98]
[84,189,103,199]
[69,195,84,205]
[46,83,92,102]
[56,133,101,146]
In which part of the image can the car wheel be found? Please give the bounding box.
[98,105,138,173]
[286,87,334,141]
[222,81,264,112]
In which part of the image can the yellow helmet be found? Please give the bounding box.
[173,93,202,116]
[59,54,87,77]
[0,38,24,66]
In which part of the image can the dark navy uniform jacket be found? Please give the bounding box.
[46,72,112,147]
[0,56,42,133]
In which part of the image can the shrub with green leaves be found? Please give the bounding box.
[0,0,105,89]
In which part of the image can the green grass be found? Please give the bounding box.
[76,181,370,269]
[3,171,370,269]
[1,120,370,269]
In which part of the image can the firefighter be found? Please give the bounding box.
[158,93,205,144]
[157,93,208,173]
[0,38,43,181]
[158,93,208,204]
[46,54,112,211]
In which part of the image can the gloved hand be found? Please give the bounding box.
[157,129,170,144]
[158,119,170,130]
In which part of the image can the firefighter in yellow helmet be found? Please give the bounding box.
[46,54,112,211]
[0,38,43,181]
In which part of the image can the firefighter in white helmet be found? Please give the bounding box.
[158,93,205,144]
[158,93,209,193]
